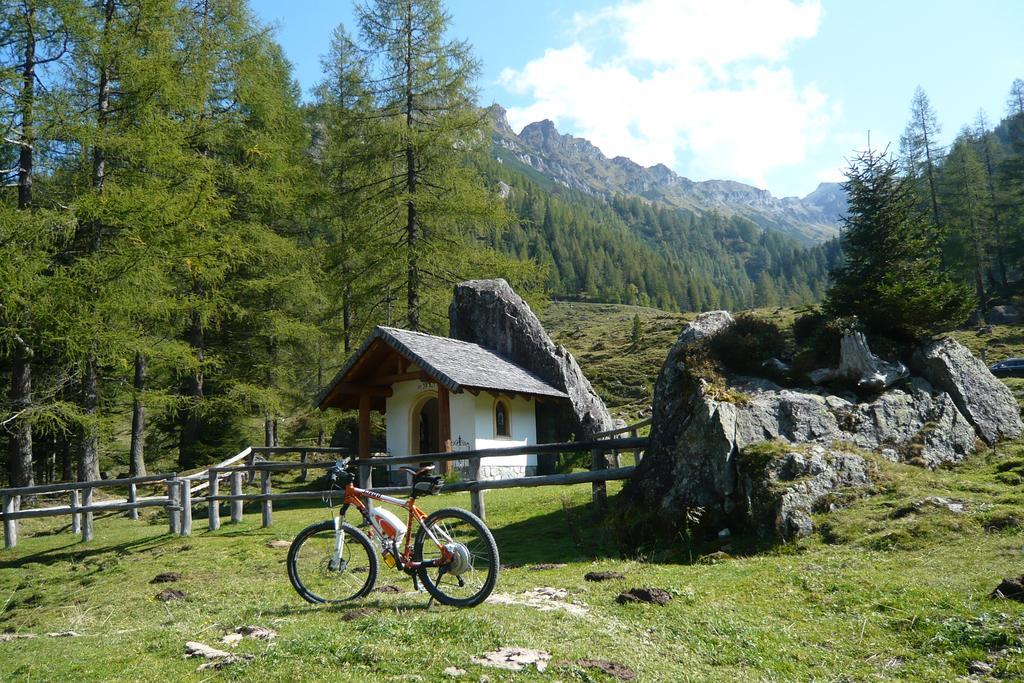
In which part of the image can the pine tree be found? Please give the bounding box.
[943,130,991,313]
[356,0,506,331]
[826,147,973,339]
[900,87,944,228]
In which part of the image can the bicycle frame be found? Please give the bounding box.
[330,482,452,573]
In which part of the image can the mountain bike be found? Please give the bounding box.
[286,458,499,608]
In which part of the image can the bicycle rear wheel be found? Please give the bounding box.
[287,520,378,603]
[413,508,498,607]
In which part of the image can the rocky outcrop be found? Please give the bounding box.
[448,279,614,442]
[913,338,1024,445]
[739,445,873,539]
[625,314,1020,541]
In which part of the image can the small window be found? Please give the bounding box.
[494,399,511,438]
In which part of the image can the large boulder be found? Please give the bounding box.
[624,315,1002,541]
[448,279,614,442]
[739,445,873,539]
[913,337,1023,445]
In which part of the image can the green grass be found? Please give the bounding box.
[540,302,690,421]
[4,447,1024,681]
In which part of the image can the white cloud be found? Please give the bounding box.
[499,0,835,190]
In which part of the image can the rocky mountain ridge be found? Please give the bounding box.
[490,105,845,246]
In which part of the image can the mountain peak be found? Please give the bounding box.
[489,108,842,245]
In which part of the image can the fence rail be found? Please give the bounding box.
[1,430,648,549]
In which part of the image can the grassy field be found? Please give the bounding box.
[3,443,1024,681]
[5,303,1024,681]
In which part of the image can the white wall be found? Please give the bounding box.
[383,376,537,480]
[473,393,536,478]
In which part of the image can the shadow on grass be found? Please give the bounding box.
[0,532,169,570]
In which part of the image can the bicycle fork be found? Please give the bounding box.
[329,515,345,571]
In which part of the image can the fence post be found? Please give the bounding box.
[469,458,486,521]
[300,450,308,482]
[208,472,220,531]
[70,489,81,535]
[127,483,139,521]
[2,494,16,549]
[260,470,272,528]
[180,481,192,536]
[591,447,607,517]
[168,479,180,535]
[82,487,94,542]
[230,471,243,523]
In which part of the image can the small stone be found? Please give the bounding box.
[615,588,672,605]
[969,661,993,675]
[717,528,731,538]
[156,589,186,602]
[151,572,181,584]
[45,631,80,638]
[266,540,291,548]
[443,667,466,678]
[584,571,625,582]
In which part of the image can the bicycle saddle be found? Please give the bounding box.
[400,465,435,477]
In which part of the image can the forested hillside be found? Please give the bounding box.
[485,156,843,311]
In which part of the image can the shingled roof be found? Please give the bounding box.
[317,326,568,409]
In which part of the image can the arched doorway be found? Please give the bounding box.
[410,395,440,456]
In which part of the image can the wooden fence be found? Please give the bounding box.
[1,432,648,549]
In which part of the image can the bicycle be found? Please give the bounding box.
[287,458,499,608]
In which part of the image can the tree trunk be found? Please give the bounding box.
[404,4,420,332]
[6,3,37,489]
[178,307,205,468]
[18,2,35,210]
[129,352,146,476]
[7,341,34,488]
[77,357,100,482]
[920,111,941,228]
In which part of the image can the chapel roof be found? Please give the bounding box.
[317,326,568,410]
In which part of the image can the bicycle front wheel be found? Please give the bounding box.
[287,520,378,603]
[413,508,499,607]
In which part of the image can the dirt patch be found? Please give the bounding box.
[373,585,404,593]
[471,647,551,672]
[615,588,672,605]
[984,514,1021,532]
[488,587,589,617]
[585,571,625,582]
[991,576,1024,601]
[565,658,637,681]
[156,589,186,602]
[341,607,379,622]
[150,572,181,584]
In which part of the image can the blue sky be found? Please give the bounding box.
[249,0,1024,198]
